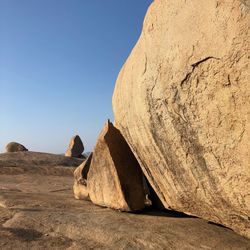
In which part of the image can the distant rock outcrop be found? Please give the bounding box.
[65,135,84,158]
[0,151,83,175]
[112,0,250,238]
[87,121,145,211]
[5,142,28,153]
[73,153,92,200]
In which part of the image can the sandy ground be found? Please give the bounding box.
[0,152,250,250]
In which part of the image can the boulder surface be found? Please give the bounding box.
[113,0,250,237]
[5,142,28,153]
[65,135,84,158]
[88,121,145,211]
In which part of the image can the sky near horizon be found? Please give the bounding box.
[0,0,152,153]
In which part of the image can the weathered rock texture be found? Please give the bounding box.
[5,142,28,153]
[73,153,92,200]
[113,0,250,238]
[65,135,84,158]
[88,121,145,211]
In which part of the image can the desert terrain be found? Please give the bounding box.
[0,152,250,249]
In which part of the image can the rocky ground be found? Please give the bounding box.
[0,152,250,250]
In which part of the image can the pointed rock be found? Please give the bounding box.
[73,153,92,200]
[88,121,145,211]
[65,135,84,158]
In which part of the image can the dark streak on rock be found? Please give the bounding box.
[180,57,220,87]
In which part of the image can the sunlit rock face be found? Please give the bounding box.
[113,0,250,238]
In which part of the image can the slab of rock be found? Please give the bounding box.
[65,135,84,158]
[113,0,250,238]
[87,121,145,211]
[1,171,250,249]
[5,142,28,153]
[73,153,92,200]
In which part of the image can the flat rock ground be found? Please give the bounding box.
[0,152,250,250]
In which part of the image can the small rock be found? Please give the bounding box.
[5,142,28,153]
[87,120,145,212]
[73,153,92,200]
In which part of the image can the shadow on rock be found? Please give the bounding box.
[208,221,233,230]
[138,208,197,218]
[1,227,43,241]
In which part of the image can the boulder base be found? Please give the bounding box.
[73,153,92,200]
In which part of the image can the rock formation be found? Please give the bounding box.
[87,121,145,211]
[113,0,250,238]
[65,135,84,158]
[73,153,92,200]
[5,142,28,153]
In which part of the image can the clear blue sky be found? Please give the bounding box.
[0,0,152,153]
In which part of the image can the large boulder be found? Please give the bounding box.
[73,153,92,200]
[5,142,28,153]
[87,121,145,211]
[65,135,84,158]
[112,0,250,237]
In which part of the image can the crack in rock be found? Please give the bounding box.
[180,57,220,87]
